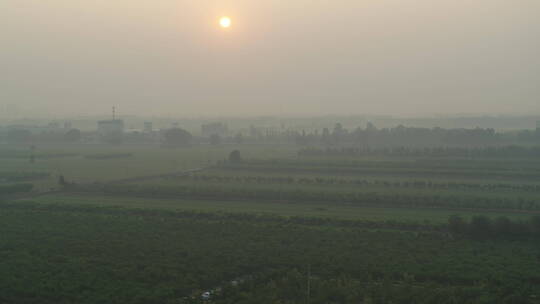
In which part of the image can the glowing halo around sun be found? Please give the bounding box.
[219,16,232,28]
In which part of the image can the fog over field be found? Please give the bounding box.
[2,0,539,118]
[3,2,540,304]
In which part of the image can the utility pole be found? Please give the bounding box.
[29,145,35,164]
[306,264,311,304]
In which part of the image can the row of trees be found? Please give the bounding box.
[0,172,49,182]
[180,174,540,192]
[5,122,539,147]
[0,183,33,196]
[299,145,540,158]
[198,124,511,147]
[69,182,540,211]
[3,128,82,143]
[293,123,503,146]
[2,127,193,145]
[449,215,540,239]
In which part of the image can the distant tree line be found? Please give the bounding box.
[449,215,540,240]
[294,123,501,146]
[181,174,540,192]
[163,128,192,146]
[4,121,539,147]
[298,145,540,158]
[3,128,83,143]
[203,122,540,147]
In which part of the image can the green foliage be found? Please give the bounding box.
[70,181,540,211]
[469,216,493,239]
[0,150,78,159]
[0,183,33,195]
[7,129,32,143]
[0,171,49,182]
[164,128,193,146]
[299,145,540,158]
[228,150,242,163]
[1,202,540,304]
[209,134,222,145]
[449,215,540,239]
[84,153,133,160]
[448,215,466,235]
[63,129,81,142]
[3,143,540,302]
[180,172,540,193]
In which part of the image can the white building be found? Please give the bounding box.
[97,119,124,142]
[144,122,153,133]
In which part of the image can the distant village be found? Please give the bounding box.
[0,118,232,145]
[0,108,539,147]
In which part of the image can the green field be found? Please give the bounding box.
[0,144,297,189]
[4,143,540,222]
[1,201,540,304]
[22,193,537,224]
[2,143,540,303]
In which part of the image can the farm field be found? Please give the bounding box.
[2,143,540,303]
[21,193,537,224]
[0,144,297,189]
[61,153,540,212]
[4,2,540,302]
[1,201,540,304]
[4,143,540,225]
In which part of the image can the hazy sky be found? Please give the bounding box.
[2,0,539,117]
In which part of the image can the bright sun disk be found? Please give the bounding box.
[219,16,231,28]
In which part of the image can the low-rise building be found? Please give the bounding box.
[97,119,124,143]
[202,122,228,137]
[144,122,153,133]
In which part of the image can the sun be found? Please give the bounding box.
[219,16,231,28]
